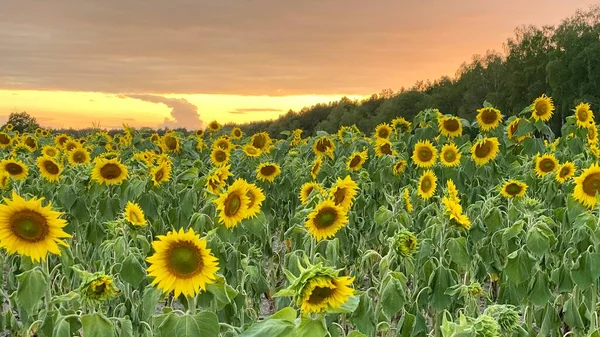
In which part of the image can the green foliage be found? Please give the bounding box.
[4,111,40,133]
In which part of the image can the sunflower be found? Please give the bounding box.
[531,94,555,122]
[230,127,243,139]
[63,139,81,152]
[440,143,461,167]
[41,146,59,158]
[150,133,161,143]
[151,161,172,186]
[534,153,558,177]
[291,129,304,146]
[412,140,438,168]
[573,163,600,208]
[311,157,322,179]
[574,103,594,128]
[0,159,28,181]
[446,179,459,201]
[68,148,91,165]
[347,150,368,171]
[213,137,232,151]
[52,134,69,148]
[500,180,527,198]
[587,123,598,145]
[391,117,412,132]
[506,118,529,142]
[256,162,281,182]
[0,132,11,149]
[79,273,120,304]
[299,182,326,205]
[471,137,500,166]
[91,158,128,185]
[328,176,359,211]
[22,136,38,151]
[124,201,146,227]
[215,179,251,228]
[556,162,576,183]
[438,116,463,138]
[194,129,204,138]
[403,188,413,212]
[161,133,180,153]
[251,132,273,152]
[244,182,265,219]
[36,156,62,182]
[41,129,50,137]
[476,107,503,131]
[374,123,392,139]
[0,172,9,190]
[243,144,261,157]
[146,228,219,298]
[417,170,437,200]
[210,148,230,167]
[305,200,348,241]
[0,191,71,262]
[299,275,354,313]
[375,138,394,157]
[5,123,13,131]
[442,196,471,230]
[392,230,418,257]
[392,159,407,176]
[207,120,221,132]
[313,136,335,158]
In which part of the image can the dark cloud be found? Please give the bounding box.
[126,94,202,129]
[0,0,595,95]
[229,108,283,114]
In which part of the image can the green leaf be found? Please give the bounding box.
[239,309,296,337]
[447,237,470,269]
[380,276,405,319]
[527,271,552,306]
[346,332,367,337]
[350,293,375,336]
[526,225,551,256]
[205,274,238,310]
[504,249,535,285]
[81,313,115,337]
[52,317,72,337]
[563,296,584,329]
[570,251,600,289]
[141,285,163,322]
[16,267,47,316]
[114,318,133,337]
[295,316,327,337]
[120,254,146,288]
[428,265,457,311]
[157,312,219,337]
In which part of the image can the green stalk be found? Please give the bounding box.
[188,294,197,315]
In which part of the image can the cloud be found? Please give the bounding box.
[127,94,202,129]
[229,108,283,114]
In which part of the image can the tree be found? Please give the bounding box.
[4,111,40,133]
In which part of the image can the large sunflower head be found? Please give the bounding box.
[244,182,265,219]
[22,135,38,151]
[215,179,251,229]
[251,132,273,152]
[575,102,594,128]
[313,136,335,158]
[41,145,59,158]
[207,120,222,132]
[392,159,407,176]
[311,157,322,179]
[210,148,230,167]
[438,116,463,138]
[587,123,598,145]
[440,143,461,167]
[500,180,528,198]
[374,123,392,139]
[0,132,11,149]
[347,150,368,171]
[305,199,349,241]
[161,133,181,153]
[299,182,326,205]
[230,127,243,140]
[417,170,437,200]
[36,156,62,182]
[531,94,555,122]
[68,148,91,165]
[146,228,219,298]
[151,161,172,186]
[391,230,418,257]
[243,144,261,157]
[0,191,71,262]
[63,139,81,152]
[299,275,354,314]
[213,137,232,151]
[476,107,503,131]
[412,140,438,168]
[534,153,558,177]
[91,157,128,185]
[471,137,500,166]
[124,201,146,227]
[0,158,29,181]
[375,138,394,157]
[506,118,529,142]
[573,163,600,208]
[556,162,576,184]
[328,176,359,211]
[54,134,70,148]
[256,162,281,182]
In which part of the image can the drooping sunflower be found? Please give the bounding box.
[251,132,273,153]
[471,137,500,166]
[534,153,558,177]
[36,156,62,182]
[151,161,172,186]
[313,136,335,158]
[305,199,348,241]
[587,123,598,145]
[374,123,392,139]
[328,176,359,211]
[311,157,322,179]
[210,148,230,167]
[574,103,594,128]
[91,158,128,185]
[375,138,394,157]
[417,170,437,200]
[207,120,222,132]
[41,145,59,158]
[0,132,11,149]
[0,172,10,190]
[256,162,281,182]
[243,144,261,157]
[68,148,91,165]
[299,275,354,314]
[446,179,459,201]
[500,180,527,198]
[213,137,232,151]
[403,188,413,212]
[22,135,38,151]
[230,127,243,140]
[438,116,463,138]
[440,143,461,167]
[299,182,326,205]
[347,150,368,171]
[0,159,29,181]
[124,201,146,227]
[391,117,412,132]
[244,182,265,219]
[412,140,438,168]
[573,163,600,208]
[0,191,71,262]
[215,179,251,229]
[392,159,408,176]
[506,118,529,142]
[476,107,503,131]
[556,162,576,184]
[441,196,471,230]
[531,94,555,122]
[392,230,418,257]
[78,273,120,304]
[146,228,219,298]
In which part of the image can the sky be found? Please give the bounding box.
[0,0,597,129]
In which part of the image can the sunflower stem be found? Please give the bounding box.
[43,259,53,313]
[188,294,197,315]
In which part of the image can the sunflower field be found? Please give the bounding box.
[0,96,599,336]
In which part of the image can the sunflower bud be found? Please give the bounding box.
[391,230,418,257]
[78,273,120,304]
[483,305,519,333]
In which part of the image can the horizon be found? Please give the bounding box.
[1,0,597,129]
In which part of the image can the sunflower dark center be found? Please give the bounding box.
[43,160,59,174]
[155,168,165,182]
[73,151,85,163]
[246,191,256,208]
[307,286,332,304]
[505,183,522,195]
[0,134,9,145]
[25,138,36,148]
[443,119,460,132]
[474,141,492,158]
[395,162,405,172]
[165,137,178,150]
[481,109,498,124]
[260,165,276,176]
[303,187,315,199]
[215,151,226,162]
[381,143,392,155]
[10,210,49,242]
[58,137,68,146]
[234,130,241,137]
[253,135,267,149]
[578,109,589,121]
[418,148,432,162]
[312,162,321,175]
[316,139,332,153]
[443,149,456,162]
[167,243,203,278]
[100,163,122,179]
[210,122,219,130]
[66,142,77,151]
[224,193,241,216]
[588,127,597,140]
[539,159,556,172]
[582,173,600,197]
[91,281,107,295]
[378,128,390,138]
[349,156,361,168]
[6,163,23,175]
[421,178,432,192]
[509,120,520,137]
[535,101,548,116]
[315,208,337,228]
[216,141,228,150]
[333,188,347,205]
[559,167,571,177]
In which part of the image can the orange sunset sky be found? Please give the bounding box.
[0,0,597,129]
